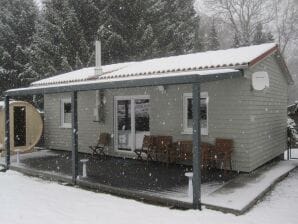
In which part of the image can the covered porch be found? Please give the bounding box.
[4,149,236,207]
[2,68,243,209]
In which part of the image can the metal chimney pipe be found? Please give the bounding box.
[95,40,102,77]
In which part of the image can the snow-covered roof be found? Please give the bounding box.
[31,43,289,87]
[31,62,134,86]
[99,43,277,80]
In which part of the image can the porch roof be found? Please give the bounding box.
[5,68,242,96]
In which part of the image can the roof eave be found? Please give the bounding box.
[274,50,294,85]
[248,45,278,67]
[248,44,293,85]
[5,70,243,97]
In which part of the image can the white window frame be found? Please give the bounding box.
[114,95,150,153]
[182,92,208,135]
[60,98,71,128]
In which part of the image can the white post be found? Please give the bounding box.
[185,172,193,199]
[15,149,21,164]
[80,159,89,178]
[83,163,87,177]
[16,151,20,164]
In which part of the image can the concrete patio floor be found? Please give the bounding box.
[202,160,297,214]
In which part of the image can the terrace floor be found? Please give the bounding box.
[4,149,237,203]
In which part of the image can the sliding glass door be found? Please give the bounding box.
[115,96,150,152]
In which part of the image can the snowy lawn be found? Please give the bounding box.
[0,169,298,224]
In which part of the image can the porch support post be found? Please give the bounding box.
[71,91,78,184]
[192,83,201,210]
[4,95,10,169]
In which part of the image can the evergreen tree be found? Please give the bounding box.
[148,0,199,57]
[232,33,240,48]
[68,0,101,46]
[266,32,275,42]
[252,23,275,45]
[29,0,89,79]
[96,0,155,64]
[0,0,38,95]
[95,0,200,63]
[193,16,204,52]
[206,19,220,50]
[253,23,267,45]
[61,56,72,73]
[75,52,84,70]
[137,23,154,57]
[87,51,95,67]
[28,0,203,81]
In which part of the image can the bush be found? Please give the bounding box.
[287,117,297,148]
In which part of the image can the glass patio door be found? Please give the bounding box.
[115,96,150,152]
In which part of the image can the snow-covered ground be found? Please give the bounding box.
[0,168,298,224]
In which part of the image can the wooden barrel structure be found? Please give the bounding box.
[0,101,43,154]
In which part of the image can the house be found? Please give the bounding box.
[5,43,293,173]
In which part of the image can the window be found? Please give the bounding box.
[183,92,208,135]
[61,98,71,128]
[135,99,150,132]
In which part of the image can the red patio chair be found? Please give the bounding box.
[212,138,233,172]
[175,140,214,170]
[155,136,174,165]
[134,135,156,161]
[89,133,110,158]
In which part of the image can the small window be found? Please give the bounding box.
[61,98,71,128]
[183,92,208,135]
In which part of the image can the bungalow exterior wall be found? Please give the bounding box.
[43,54,288,172]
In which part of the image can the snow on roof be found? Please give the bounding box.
[32,43,278,86]
[32,62,135,86]
[99,43,277,80]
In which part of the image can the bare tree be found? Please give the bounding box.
[204,0,272,46]
[271,0,298,54]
